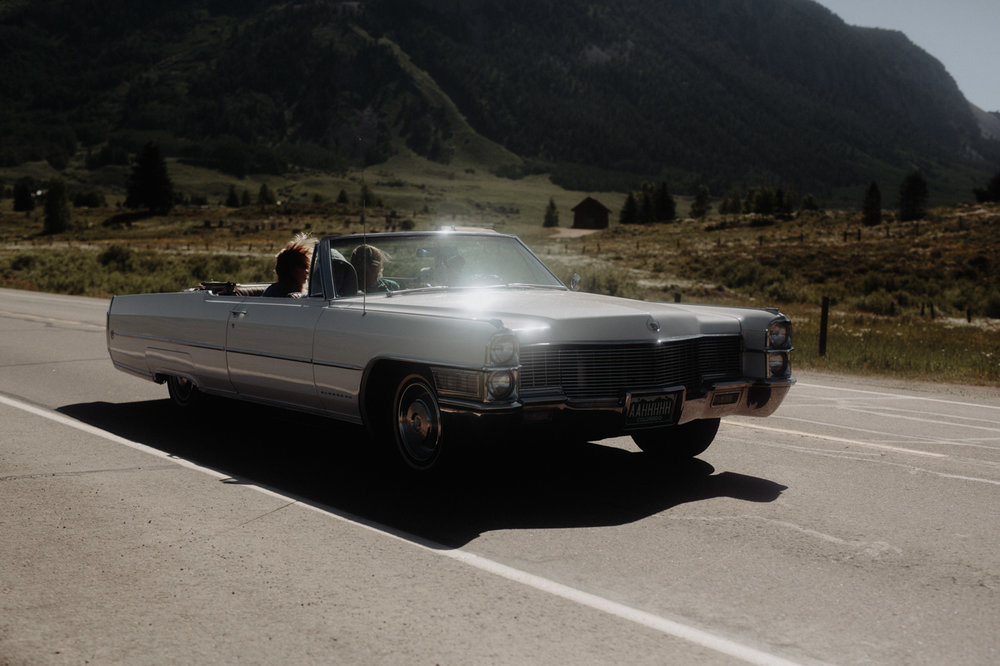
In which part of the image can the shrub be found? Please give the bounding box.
[11,254,36,271]
[581,268,641,299]
[73,190,108,208]
[985,291,1000,319]
[98,245,135,271]
[857,289,897,316]
[43,179,71,234]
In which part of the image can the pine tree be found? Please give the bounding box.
[653,182,676,221]
[638,189,653,223]
[801,194,819,211]
[753,187,775,215]
[619,192,638,224]
[898,169,928,221]
[722,191,743,216]
[862,180,882,226]
[543,197,559,227]
[690,185,711,219]
[225,185,240,207]
[13,177,36,212]
[973,171,1000,203]
[258,183,277,205]
[43,178,70,234]
[124,142,173,214]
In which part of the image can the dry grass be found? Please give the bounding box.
[2,193,998,385]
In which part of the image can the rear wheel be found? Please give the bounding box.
[166,375,202,408]
[391,373,444,471]
[631,418,720,461]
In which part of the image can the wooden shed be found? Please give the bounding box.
[572,196,611,229]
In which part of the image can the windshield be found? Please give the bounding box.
[326,232,565,295]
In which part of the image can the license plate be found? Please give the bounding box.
[625,392,680,427]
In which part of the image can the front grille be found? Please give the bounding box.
[519,336,742,400]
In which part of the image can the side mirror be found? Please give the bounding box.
[569,273,581,291]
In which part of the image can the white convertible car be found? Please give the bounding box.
[107,230,794,470]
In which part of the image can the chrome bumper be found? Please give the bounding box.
[441,378,795,437]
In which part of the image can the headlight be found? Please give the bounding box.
[767,321,790,348]
[489,334,517,366]
[486,370,515,400]
[768,352,790,378]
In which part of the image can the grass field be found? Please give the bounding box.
[2,160,998,385]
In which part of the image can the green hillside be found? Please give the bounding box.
[1,0,998,203]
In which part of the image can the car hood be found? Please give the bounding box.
[354,288,747,344]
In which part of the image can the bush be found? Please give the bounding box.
[44,179,71,234]
[73,190,108,208]
[857,289,897,316]
[98,245,135,271]
[985,291,1000,319]
[580,268,641,299]
[11,254,36,271]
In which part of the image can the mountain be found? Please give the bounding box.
[1,0,997,202]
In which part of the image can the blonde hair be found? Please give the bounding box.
[350,244,390,274]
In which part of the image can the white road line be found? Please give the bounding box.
[846,404,1000,428]
[0,309,105,330]
[837,406,1000,435]
[773,414,950,445]
[770,414,1000,451]
[0,394,802,666]
[726,420,947,458]
[796,382,1000,411]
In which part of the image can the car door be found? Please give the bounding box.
[225,296,326,409]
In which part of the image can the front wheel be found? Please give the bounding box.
[391,373,444,471]
[631,418,720,461]
[166,375,202,408]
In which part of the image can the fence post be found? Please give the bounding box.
[819,296,830,356]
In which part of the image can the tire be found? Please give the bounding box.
[166,375,202,408]
[631,418,720,461]
[390,372,444,472]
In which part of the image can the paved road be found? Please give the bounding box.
[1,287,998,665]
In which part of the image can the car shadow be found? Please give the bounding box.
[58,399,788,548]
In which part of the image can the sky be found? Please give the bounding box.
[815,0,1000,111]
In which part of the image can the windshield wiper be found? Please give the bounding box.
[503,283,567,290]
[386,285,453,296]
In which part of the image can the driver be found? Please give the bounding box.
[350,244,400,293]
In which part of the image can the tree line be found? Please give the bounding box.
[603,168,998,226]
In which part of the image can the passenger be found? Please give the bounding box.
[439,253,466,286]
[263,233,313,297]
[351,244,400,293]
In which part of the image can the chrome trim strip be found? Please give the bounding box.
[110,331,224,352]
[312,358,365,371]
[439,378,795,423]
[521,333,742,348]
[440,398,520,412]
[114,330,369,370]
[225,347,312,365]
